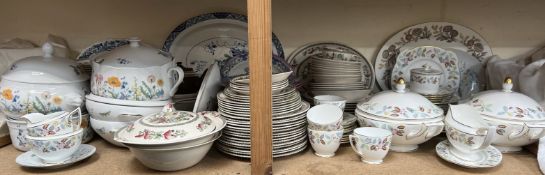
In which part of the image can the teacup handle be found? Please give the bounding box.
[477,126,496,150]
[406,124,428,140]
[167,66,185,97]
[349,135,365,158]
[69,107,82,130]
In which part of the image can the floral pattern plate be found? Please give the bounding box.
[15,144,96,169]
[162,12,284,77]
[391,46,460,92]
[435,140,502,168]
[287,42,374,90]
[375,22,492,90]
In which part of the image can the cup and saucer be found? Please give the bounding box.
[16,144,96,169]
[435,104,502,168]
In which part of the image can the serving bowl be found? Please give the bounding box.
[85,94,168,122]
[26,129,83,162]
[90,117,133,147]
[91,38,183,101]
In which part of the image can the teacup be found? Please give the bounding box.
[6,119,30,151]
[445,104,495,161]
[307,104,343,131]
[410,65,442,95]
[313,95,346,111]
[349,127,392,164]
[308,128,344,157]
[23,108,82,137]
[26,129,83,163]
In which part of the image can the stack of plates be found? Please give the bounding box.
[421,90,456,114]
[308,54,371,102]
[216,73,309,158]
[344,103,358,114]
[172,93,197,111]
[341,113,358,144]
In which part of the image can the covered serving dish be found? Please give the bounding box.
[91,38,184,101]
[468,77,545,152]
[0,43,89,119]
[355,78,444,152]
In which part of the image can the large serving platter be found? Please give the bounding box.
[375,22,492,90]
[162,12,285,77]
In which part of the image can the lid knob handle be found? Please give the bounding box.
[42,42,54,59]
[395,77,406,93]
[162,103,175,113]
[503,76,513,92]
[423,64,431,70]
[128,37,140,48]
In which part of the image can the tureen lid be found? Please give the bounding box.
[93,37,173,68]
[2,43,89,83]
[410,65,442,75]
[358,78,443,120]
[470,77,545,121]
[114,103,217,144]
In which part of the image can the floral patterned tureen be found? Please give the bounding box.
[114,104,219,145]
[467,77,545,152]
[355,78,444,152]
[0,43,89,119]
[91,37,184,101]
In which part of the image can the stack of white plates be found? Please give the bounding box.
[172,93,197,111]
[340,113,358,144]
[309,55,371,102]
[216,72,309,158]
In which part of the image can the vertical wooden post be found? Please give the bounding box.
[247,0,273,174]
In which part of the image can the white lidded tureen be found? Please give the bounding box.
[91,38,184,101]
[468,77,545,152]
[0,43,89,119]
[114,103,225,146]
[355,78,444,152]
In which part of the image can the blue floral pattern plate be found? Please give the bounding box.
[162,12,285,77]
[77,39,130,61]
[375,22,492,90]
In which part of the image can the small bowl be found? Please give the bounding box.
[128,132,221,171]
[26,129,83,163]
[90,117,133,147]
[307,104,343,131]
[23,108,82,137]
[6,119,30,151]
[313,95,346,111]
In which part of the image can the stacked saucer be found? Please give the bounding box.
[216,72,309,158]
[340,113,358,144]
[421,90,456,114]
[308,54,371,102]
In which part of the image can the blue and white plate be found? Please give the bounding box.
[162,12,285,77]
[218,54,292,85]
[77,39,129,61]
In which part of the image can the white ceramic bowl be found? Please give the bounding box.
[26,129,83,163]
[6,119,30,151]
[23,108,82,137]
[313,95,346,111]
[128,132,221,171]
[85,94,168,122]
[90,117,133,147]
[307,104,343,131]
[308,128,343,157]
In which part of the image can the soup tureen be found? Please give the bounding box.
[468,77,545,152]
[355,78,444,152]
[91,38,183,101]
[0,43,89,119]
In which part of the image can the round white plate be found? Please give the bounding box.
[375,22,492,90]
[16,144,96,169]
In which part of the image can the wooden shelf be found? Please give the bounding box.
[0,136,539,174]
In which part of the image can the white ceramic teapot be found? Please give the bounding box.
[0,43,88,119]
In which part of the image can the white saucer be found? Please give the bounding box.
[16,144,96,169]
[435,140,502,168]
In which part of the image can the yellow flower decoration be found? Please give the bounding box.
[2,89,13,101]
[157,79,164,87]
[52,96,63,105]
[107,77,121,88]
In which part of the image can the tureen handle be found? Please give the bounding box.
[525,123,545,140]
[424,122,444,140]
[167,66,184,97]
[508,122,529,140]
[476,126,496,150]
[349,135,365,157]
[406,123,428,140]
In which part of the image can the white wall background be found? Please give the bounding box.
[1,0,544,61]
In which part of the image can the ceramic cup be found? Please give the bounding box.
[410,65,442,95]
[349,127,393,164]
[6,119,30,151]
[307,104,343,131]
[23,108,82,137]
[308,128,344,157]
[313,95,347,111]
[445,104,495,161]
[26,129,83,163]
